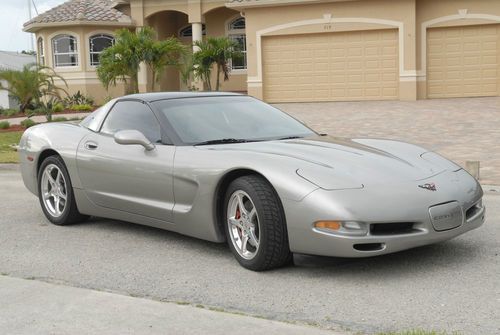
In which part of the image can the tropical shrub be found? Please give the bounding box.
[0,121,10,129]
[0,64,67,113]
[20,119,36,128]
[53,103,64,113]
[63,91,94,107]
[1,109,19,117]
[69,104,93,112]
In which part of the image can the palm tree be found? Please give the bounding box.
[97,27,186,94]
[193,37,241,91]
[0,64,67,113]
[143,37,187,92]
[97,28,148,94]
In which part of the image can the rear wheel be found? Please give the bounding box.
[224,175,291,271]
[38,155,88,225]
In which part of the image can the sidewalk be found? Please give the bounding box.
[4,112,91,125]
[0,276,341,335]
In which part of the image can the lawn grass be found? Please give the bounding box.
[376,331,461,335]
[0,131,23,163]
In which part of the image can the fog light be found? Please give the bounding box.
[314,221,341,230]
[342,221,364,230]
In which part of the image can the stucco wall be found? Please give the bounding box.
[239,0,500,101]
[35,25,129,104]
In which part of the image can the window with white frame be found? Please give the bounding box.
[52,34,78,67]
[37,37,45,66]
[179,24,206,38]
[89,34,114,66]
[228,17,246,70]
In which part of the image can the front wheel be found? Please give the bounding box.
[224,175,292,271]
[38,155,88,225]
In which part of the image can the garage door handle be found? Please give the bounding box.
[84,141,98,150]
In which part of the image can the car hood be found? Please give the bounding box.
[199,136,449,190]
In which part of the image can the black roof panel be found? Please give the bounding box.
[123,91,244,102]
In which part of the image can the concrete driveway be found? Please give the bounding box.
[277,97,500,185]
[0,166,498,335]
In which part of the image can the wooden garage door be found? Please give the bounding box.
[427,24,500,98]
[262,29,399,103]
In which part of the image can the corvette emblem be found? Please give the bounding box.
[419,183,437,191]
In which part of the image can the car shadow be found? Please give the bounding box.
[76,216,482,277]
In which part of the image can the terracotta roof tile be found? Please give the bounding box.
[24,0,132,27]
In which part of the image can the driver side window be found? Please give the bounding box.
[101,101,162,143]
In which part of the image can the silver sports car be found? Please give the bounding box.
[19,92,485,271]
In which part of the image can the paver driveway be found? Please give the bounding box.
[277,97,500,185]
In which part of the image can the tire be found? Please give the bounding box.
[223,175,292,271]
[37,155,89,225]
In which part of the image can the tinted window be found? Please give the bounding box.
[101,101,161,143]
[153,96,314,144]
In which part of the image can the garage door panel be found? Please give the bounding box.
[427,24,500,98]
[263,29,399,102]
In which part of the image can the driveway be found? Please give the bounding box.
[277,97,500,185]
[0,166,498,335]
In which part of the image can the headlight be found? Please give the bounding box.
[420,152,462,172]
[296,167,364,190]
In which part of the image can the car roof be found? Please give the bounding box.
[122,91,244,103]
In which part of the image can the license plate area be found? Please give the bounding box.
[429,201,463,231]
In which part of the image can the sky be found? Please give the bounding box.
[0,0,66,52]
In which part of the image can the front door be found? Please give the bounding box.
[76,100,175,222]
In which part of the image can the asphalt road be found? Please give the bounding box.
[0,165,498,334]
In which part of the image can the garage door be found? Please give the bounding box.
[262,29,399,103]
[427,24,500,98]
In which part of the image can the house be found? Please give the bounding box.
[23,0,500,104]
[0,51,36,109]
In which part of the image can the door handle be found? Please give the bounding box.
[84,141,98,150]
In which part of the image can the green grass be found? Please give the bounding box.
[377,331,461,335]
[0,131,23,163]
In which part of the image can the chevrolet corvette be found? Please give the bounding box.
[18,92,485,270]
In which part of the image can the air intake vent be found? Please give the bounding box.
[370,222,415,235]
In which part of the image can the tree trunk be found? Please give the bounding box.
[215,63,221,91]
[132,72,139,94]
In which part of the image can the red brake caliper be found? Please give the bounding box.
[235,206,242,237]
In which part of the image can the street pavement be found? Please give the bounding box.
[0,165,499,334]
[0,275,337,335]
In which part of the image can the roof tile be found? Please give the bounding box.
[24,0,132,26]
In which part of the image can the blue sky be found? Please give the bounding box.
[0,0,66,52]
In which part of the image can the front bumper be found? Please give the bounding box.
[284,169,485,258]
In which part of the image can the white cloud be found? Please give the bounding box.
[0,0,67,52]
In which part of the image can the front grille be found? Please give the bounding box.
[370,222,415,235]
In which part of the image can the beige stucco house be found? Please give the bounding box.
[24,0,500,103]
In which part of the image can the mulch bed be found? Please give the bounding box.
[0,125,25,133]
[0,108,94,120]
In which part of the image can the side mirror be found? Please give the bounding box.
[114,130,155,151]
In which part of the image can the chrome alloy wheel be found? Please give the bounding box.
[227,190,260,260]
[40,164,67,218]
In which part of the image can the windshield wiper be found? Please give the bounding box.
[277,136,304,140]
[194,138,251,146]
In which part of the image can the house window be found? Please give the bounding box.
[89,34,114,66]
[37,37,45,66]
[228,17,246,70]
[52,34,78,67]
[179,24,206,38]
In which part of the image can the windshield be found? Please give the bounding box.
[153,96,315,144]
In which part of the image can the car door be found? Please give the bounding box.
[76,100,175,223]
